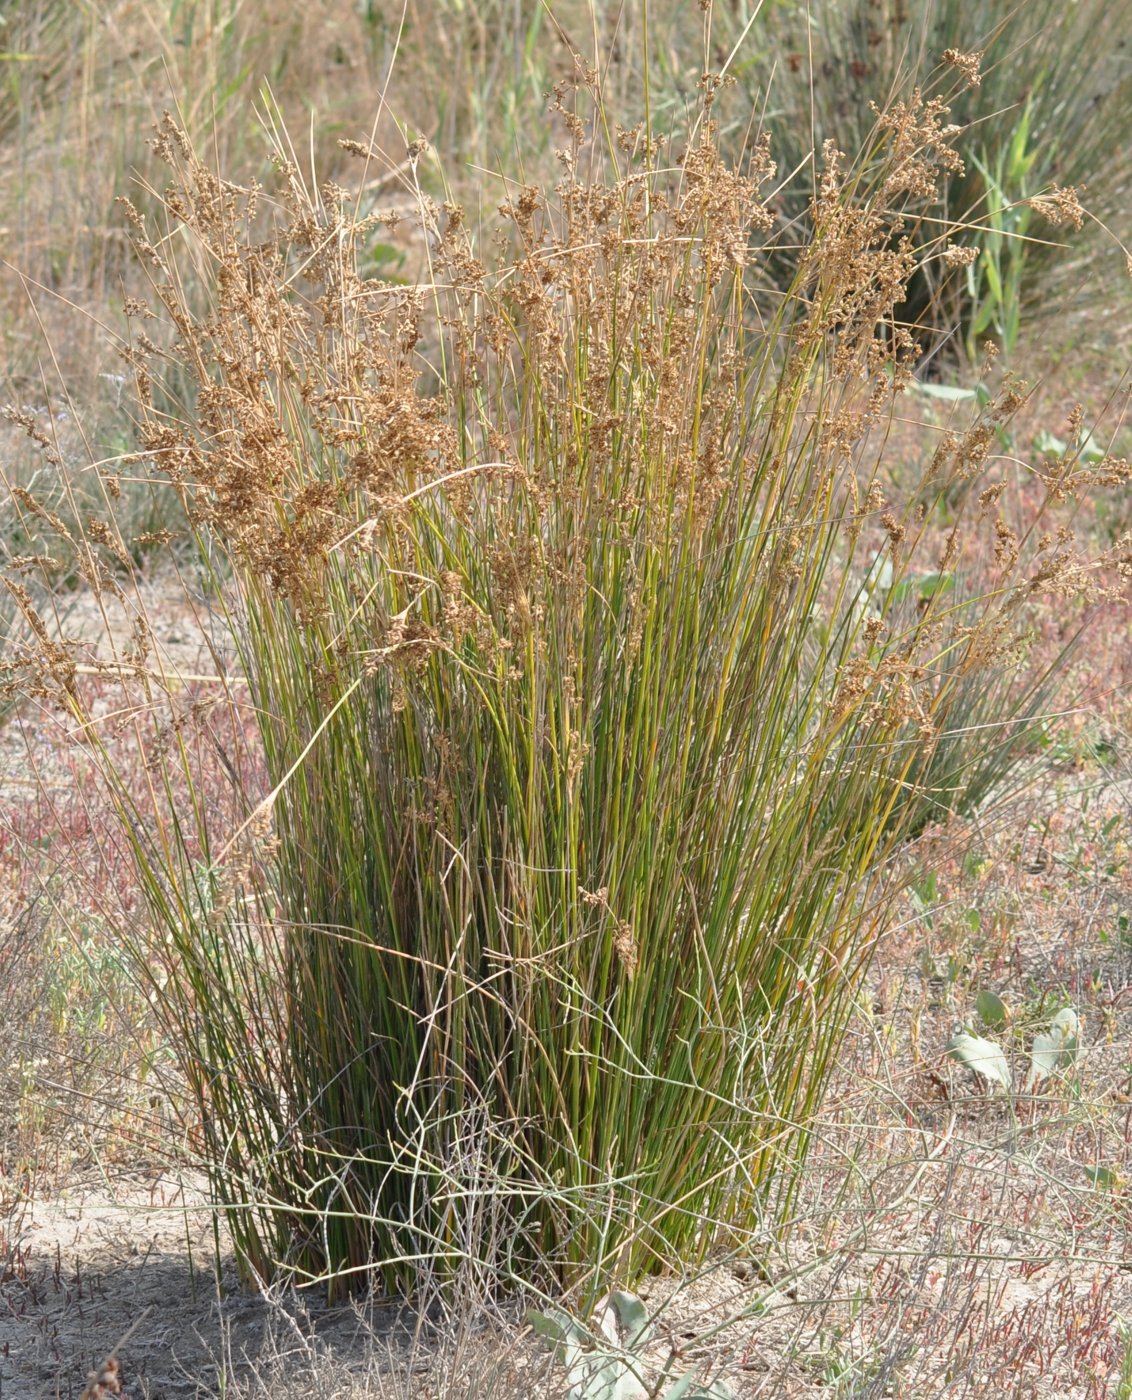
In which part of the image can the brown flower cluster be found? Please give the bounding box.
[79,1357,122,1400]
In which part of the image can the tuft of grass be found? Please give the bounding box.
[3,21,1128,1303]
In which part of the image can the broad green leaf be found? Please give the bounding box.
[976,988,1008,1030]
[1036,428,1105,464]
[1084,1165,1121,1190]
[914,381,977,402]
[666,1379,734,1400]
[1029,1030,1061,1082]
[567,1357,647,1400]
[917,572,954,600]
[945,1031,1012,1090]
[606,1290,652,1348]
[1051,1006,1079,1051]
[1029,1009,1078,1085]
[567,1357,622,1400]
[665,1378,734,1400]
[529,1307,587,1370]
[1034,430,1068,458]
[529,1307,586,1346]
[891,571,953,607]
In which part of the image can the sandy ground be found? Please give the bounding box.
[1,1170,426,1399]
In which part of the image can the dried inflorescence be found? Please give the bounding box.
[1027,184,1086,231]
[0,55,1124,767]
[1,66,1124,753]
[91,96,779,634]
[942,241,979,269]
[79,1356,123,1400]
[942,47,984,89]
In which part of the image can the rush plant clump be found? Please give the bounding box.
[2,49,1129,1301]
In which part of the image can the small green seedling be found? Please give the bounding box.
[910,870,939,930]
[1034,428,1106,464]
[976,987,1009,1031]
[945,1002,1081,1096]
[1025,1006,1079,1090]
[529,1292,733,1400]
[889,570,954,608]
[1084,1165,1122,1191]
[945,1030,1013,1091]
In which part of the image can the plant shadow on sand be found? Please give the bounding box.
[0,1173,416,1399]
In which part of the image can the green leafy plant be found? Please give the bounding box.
[909,869,940,929]
[975,987,1008,1031]
[961,100,1040,363]
[530,1293,732,1400]
[1025,1006,1080,1090]
[1034,430,1107,468]
[944,1029,1012,1092]
[1100,912,1132,957]
[944,1000,1080,1095]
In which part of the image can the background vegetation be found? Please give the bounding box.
[721,0,1132,362]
